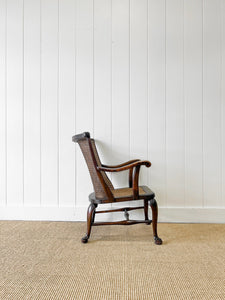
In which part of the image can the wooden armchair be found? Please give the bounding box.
[72,132,162,245]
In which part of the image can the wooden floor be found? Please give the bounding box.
[0,221,225,299]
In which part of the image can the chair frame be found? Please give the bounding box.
[73,132,162,245]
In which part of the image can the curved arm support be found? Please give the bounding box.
[129,168,133,188]
[132,165,140,199]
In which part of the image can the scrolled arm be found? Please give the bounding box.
[97,160,151,173]
[101,159,140,169]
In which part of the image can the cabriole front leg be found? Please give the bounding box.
[81,203,97,244]
[149,199,162,245]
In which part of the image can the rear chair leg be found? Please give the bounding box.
[81,203,97,243]
[144,199,150,224]
[149,199,162,245]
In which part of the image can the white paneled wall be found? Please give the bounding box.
[0,0,225,223]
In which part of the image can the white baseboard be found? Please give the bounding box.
[0,206,224,223]
[158,207,225,223]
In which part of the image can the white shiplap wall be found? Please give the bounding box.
[0,0,225,223]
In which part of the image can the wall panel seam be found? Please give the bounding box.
[40,0,42,207]
[129,0,131,160]
[93,0,95,137]
[165,0,167,207]
[202,0,204,208]
[183,0,186,207]
[5,0,7,207]
[110,0,113,186]
[74,0,77,207]
[57,0,60,207]
[22,0,25,206]
[147,0,149,185]
[222,0,224,204]
[220,0,223,206]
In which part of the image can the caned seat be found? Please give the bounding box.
[112,186,154,199]
[72,132,162,245]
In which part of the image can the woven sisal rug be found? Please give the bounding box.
[0,221,224,299]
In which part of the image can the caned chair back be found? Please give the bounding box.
[73,132,113,200]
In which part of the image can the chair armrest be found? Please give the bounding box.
[97,160,151,172]
[98,160,151,199]
[101,159,140,168]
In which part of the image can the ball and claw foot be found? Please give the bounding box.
[154,236,163,245]
[81,234,89,244]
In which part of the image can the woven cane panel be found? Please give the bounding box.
[113,187,145,198]
[79,140,107,199]
[91,139,114,191]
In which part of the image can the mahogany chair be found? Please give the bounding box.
[72,132,162,245]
